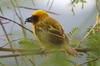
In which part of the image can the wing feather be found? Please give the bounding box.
[35,17,69,45]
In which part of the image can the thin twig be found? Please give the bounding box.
[16,6,38,10]
[0,52,48,58]
[0,53,33,58]
[26,57,36,66]
[0,38,7,42]
[0,20,19,66]
[49,0,54,10]
[47,0,50,6]
[0,22,10,24]
[31,0,35,6]
[2,38,24,48]
[0,20,13,48]
[16,6,59,15]
[77,20,100,47]
[0,16,33,33]
[67,60,77,65]
[0,47,38,52]
[78,56,100,66]
[0,33,12,36]
[11,0,27,39]
[29,58,36,66]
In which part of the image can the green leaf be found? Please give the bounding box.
[70,40,81,47]
[18,39,39,49]
[68,27,80,37]
[86,55,99,66]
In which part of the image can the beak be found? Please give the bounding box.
[24,16,34,24]
[25,15,38,24]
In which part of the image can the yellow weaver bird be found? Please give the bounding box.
[25,10,79,56]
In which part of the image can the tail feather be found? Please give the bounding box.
[64,45,79,57]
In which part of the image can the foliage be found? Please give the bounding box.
[71,0,87,15]
[86,55,100,66]
[86,24,100,56]
[68,27,80,38]
[18,39,39,49]
[68,27,81,47]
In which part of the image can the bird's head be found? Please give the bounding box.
[25,10,49,24]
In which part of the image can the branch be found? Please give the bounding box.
[0,50,49,58]
[0,20,13,48]
[48,0,54,10]
[0,47,91,53]
[0,19,19,65]
[77,20,100,47]
[16,6,59,15]
[0,47,94,58]
[0,16,33,33]
[78,56,100,66]
[0,22,10,24]
[0,33,12,36]
[2,38,24,47]
[0,38,7,42]
[0,52,40,58]
[0,47,36,52]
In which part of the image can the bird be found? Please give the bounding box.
[25,10,79,56]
